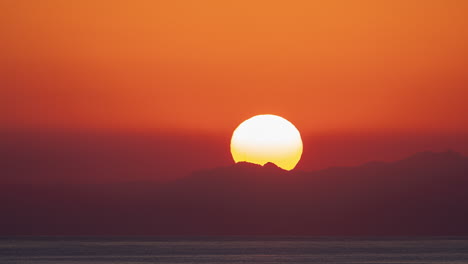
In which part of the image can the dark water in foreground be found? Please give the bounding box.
[0,237,467,264]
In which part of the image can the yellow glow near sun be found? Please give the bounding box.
[230,114,303,170]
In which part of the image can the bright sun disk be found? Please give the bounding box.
[230,114,303,170]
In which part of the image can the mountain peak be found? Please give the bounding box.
[232,161,287,172]
[262,162,286,170]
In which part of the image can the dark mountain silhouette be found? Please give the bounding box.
[1,151,467,236]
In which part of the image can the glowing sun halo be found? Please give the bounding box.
[230,114,303,170]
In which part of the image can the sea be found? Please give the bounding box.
[0,237,467,264]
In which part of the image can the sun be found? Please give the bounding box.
[230,114,303,170]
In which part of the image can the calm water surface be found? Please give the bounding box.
[0,237,467,264]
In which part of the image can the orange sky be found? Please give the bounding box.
[1,0,468,134]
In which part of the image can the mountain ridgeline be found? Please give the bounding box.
[1,151,467,235]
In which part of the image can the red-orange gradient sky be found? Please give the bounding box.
[2,0,467,133]
[1,1,468,181]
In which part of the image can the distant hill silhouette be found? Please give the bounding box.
[1,151,467,235]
